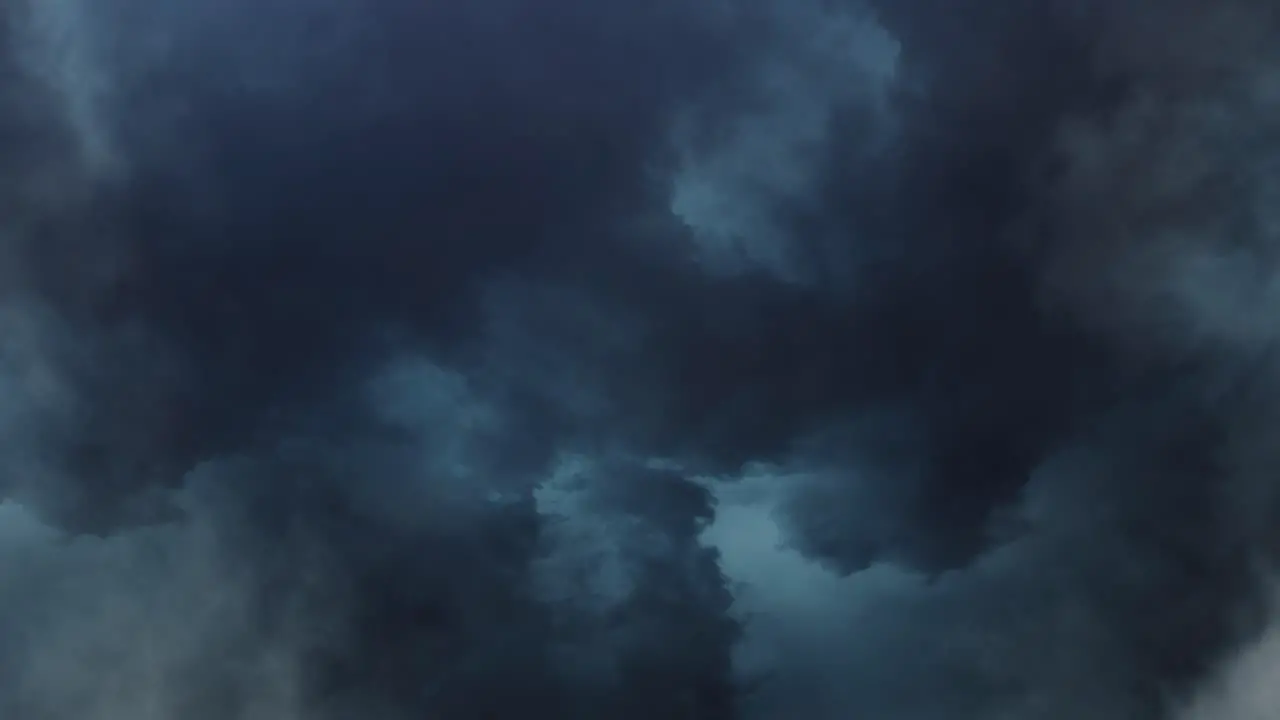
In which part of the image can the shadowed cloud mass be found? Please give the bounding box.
[3,0,1280,718]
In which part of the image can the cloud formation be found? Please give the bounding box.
[3,0,1280,718]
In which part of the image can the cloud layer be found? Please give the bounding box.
[3,0,1280,718]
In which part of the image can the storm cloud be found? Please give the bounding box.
[2,0,1280,718]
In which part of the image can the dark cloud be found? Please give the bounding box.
[701,1,1280,718]
[3,0,1280,718]
[1,0,757,717]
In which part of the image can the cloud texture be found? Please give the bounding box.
[3,0,1280,718]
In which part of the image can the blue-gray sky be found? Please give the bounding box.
[3,0,1280,718]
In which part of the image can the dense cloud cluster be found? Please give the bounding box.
[3,0,1280,718]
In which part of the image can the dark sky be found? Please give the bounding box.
[3,0,1280,718]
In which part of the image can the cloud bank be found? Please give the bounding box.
[3,0,1280,718]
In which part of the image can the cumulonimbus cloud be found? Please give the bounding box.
[4,0,1280,719]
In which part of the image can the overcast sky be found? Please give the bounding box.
[3,1,1280,718]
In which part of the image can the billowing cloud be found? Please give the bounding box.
[3,0,1280,718]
